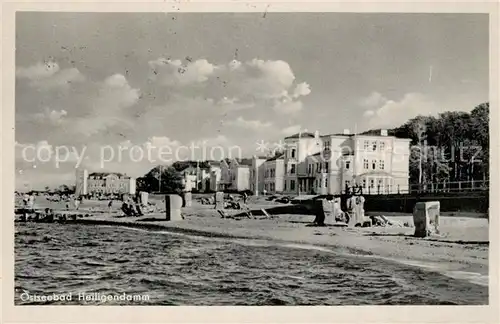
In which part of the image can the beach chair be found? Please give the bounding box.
[217,209,228,218]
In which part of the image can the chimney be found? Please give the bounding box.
[380,129,388,136]
[343,129,350,135]
[314,130,320,139]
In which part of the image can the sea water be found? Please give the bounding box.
[14,223,488,305]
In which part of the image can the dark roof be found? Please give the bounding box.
[88,172,124,178]
[284,132,315,139]
[322,133,354,137]
[265,153,284,161]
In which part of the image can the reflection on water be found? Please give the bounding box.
[15,223,488,305]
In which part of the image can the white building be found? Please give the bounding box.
[282,129,411,195]
[250,156,267,195]
[263,153,285,194]
[77,170,136,196]
[220,158,251,192]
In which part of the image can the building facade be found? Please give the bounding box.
[262,154,285,194]
[282,129,411,195]
[250,156,267,195]
[220,158,251,192]
[79,171,136,196]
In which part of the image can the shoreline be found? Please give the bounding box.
[14,197,489,281]
[60,204,489,278]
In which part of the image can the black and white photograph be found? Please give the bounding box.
[9,7,493,310]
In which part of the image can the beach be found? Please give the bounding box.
[20,195,489,277]
[14,195,489,305]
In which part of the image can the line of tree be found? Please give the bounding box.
[362,102,489,185]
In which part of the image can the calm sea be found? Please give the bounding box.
[15,223,488,305]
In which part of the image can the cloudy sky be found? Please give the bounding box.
[15,12,488,189]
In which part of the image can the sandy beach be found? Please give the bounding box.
[42,196,488,280]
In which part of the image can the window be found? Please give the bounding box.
[323,141,330,149]
[291,149,296,159]
[324,177,328,188]
[364,140,370,151]
[363,159,369,169]
[379,141,385,151]
[317,163,322,172]
[345,180,350,189]
[362,179,367,188]
[290,180,296,191]
[345,161,350,170]
[379,160,385,170]
[324,162,329,172]
[372,160,377,170]
[290,164,296,174]
[378,179,383,189]
[372,141,377,151]
[284,181,287,191]
[369,179,375,188]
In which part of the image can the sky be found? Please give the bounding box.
[15,12,489,190]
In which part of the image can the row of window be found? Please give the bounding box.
[344,178,393,189]
[264,182,276,192]
[363,159,385,170]
[363,140,386,152]
[265,168,276,178]
[313,177,328,188]
[307,162,330,174]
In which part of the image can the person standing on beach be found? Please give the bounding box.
[242,192,248,204]
[28,194,35,211]
[74,196,82,210]
[108,200,113,213]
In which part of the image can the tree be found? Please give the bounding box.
[137,165,184,194]
[371,102,489,186]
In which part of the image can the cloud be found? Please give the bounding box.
[72,74,140,136]
[360,91,388,107]
[363,93,440,128]
[17,62,85,90]
[144,136,182,149]
[147,57,310,115]
[293,82,311,98]
[363,110,375,118]
[149,58,215,86]
[16,57,312,187]
[226,116,272,130]
[34,108,68,125]
[282,124,302,135]
[16,61,60,80]
[273,100,303,115]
